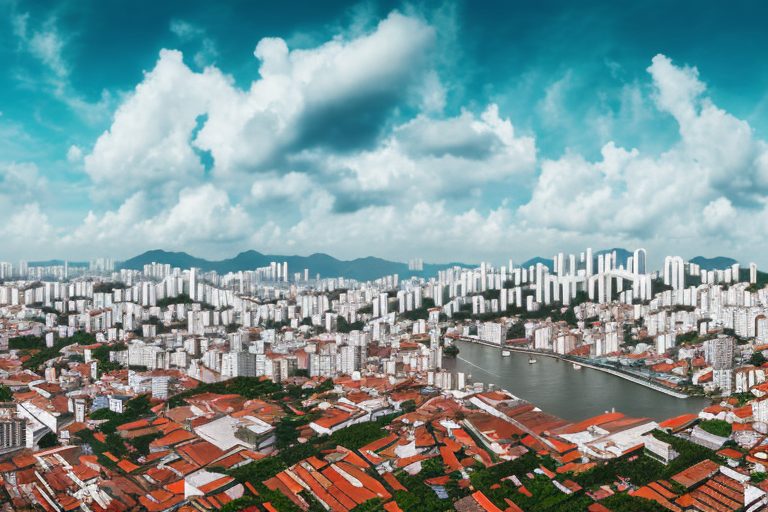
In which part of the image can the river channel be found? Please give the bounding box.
[443,340,710,422]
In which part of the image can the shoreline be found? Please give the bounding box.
[452,338,691,399]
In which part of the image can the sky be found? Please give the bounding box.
[2,0,768,267]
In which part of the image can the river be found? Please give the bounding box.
[443,340,710,422]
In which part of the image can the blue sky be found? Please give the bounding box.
[3,0,768,266]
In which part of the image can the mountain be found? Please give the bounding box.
[520,248,633,272]
[520,256,554,270]
[29,259,88,267]
[689,255,739,271]
[124,247,733,281]
[119,249,472,281]
[595,247,633,268]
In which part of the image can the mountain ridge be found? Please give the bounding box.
[689,255,739,271]
[120,249,472,281]
[117,249,745,281]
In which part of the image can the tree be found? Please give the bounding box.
[351,499,385,512]
[220,496,260,512]
[443,345,459,357]
[506,323,525,339]
[401,400,417,413]
[562,307,578,326]
[337,316,364,333]
[751,351,767,367]
[38,432,58,448]
[0,384,13,402]
[71,331,97,345]
[676,331,699,345]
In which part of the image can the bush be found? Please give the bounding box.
[699,419,732,437]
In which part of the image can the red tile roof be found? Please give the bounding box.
[472,491,504,512]
[671,459,720,489]
[382,472,407,492]
[176,440,225,467]
[658,414,698,431]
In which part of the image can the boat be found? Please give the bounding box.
[572,363,582,370]
[528,357,537,364]
[501,350,511,357]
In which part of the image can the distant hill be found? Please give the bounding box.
[689,255,739,271]
[520,256,554,270]
[119,249,471,281]
[29,260,88,267]
[596,247,633,269]
[119,247,736,281]
[521,248,633,272]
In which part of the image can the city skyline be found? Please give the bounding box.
[4,3,768,510]
[3,0,768,264]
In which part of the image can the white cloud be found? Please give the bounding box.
[418,70,446,113]
[648,54,767,196]
[84,50,234,199]
[84,11,436,207]
[539,70,573,126]
[0,203,54,252]
[12,13,68,80]
[0,162,45,197]
[169,19,219,67]
[28,28,68,78]
[6,203,51,235]
[64,185,250,255]
[11,12,112,123]
[322,104,536,198]
[519,54,768,263]
[251,172,313,201]
[197,11,436,175]
[647,55,705,125]
[170,19,205,40]
[14,15,768,268]
[66,145,83,163]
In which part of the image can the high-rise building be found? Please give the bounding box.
[189,268,198,301]
[0,404,26,455]
[704,336,734,369]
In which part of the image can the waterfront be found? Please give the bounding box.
[444,340,710,422]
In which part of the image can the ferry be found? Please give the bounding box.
[572,363,582,370]
[528,357,537,364]
[501,350,511,357]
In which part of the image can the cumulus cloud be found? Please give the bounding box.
[84,50,233,198]
[14,12,768,267]
[3,203,53,240]
[321,104,535,199]
[64,185,250,255]
[250,172,313,201]
[648,54,768,197]
[85,11,436,201]
[520,54,768,259]
[0,202,56,258]
[196,11,436,174]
